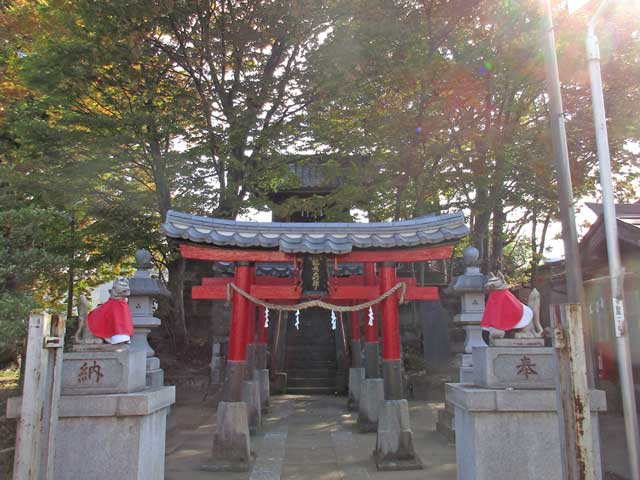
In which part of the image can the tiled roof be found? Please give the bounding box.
[162,209,469,255]
[212,262,364,277]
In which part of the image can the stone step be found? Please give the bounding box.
[287,377,335,388]
[286,386,337,395]
[284,362,337,370]
[286,368,337,378]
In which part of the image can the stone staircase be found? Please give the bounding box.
[284,308,338,395]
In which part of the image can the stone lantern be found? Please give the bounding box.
[128,249,170,387]
[436,246,487,441]
[448,246,487,383]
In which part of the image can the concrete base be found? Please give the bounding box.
[8,387,175,480]
[358,378,385,433]
[436,405,455,443]
[364,342,380,378]
[208,401,251,472]
[271,372,287,394]
[348,367,365,410]
[255,343,268,370]
[374,399,423,471]
[242,379,262,434]
[223,360,246,402]
[256,368,270,412]
[447,384,606,480]
[381,359,403,399]
[350,339,363,368]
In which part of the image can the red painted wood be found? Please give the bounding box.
[338,245,453,262]
[228,264,252,362]
[249,285,302,300]
[254,276,296,286]
[327,285,380,300]
[201,276,294,287]
[201,277,233,286]
[180,244,291,262]
[404,286,439,301]
[350,310,361,340]
[332,275,365,286]
[364,263,379,343]
[380,264,401,360]
[246,267,256,344]
[181,243,453,263]
[192,285,227,299]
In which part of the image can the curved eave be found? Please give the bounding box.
[162,209,469,254]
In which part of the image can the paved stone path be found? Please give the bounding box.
[165,395,457,479]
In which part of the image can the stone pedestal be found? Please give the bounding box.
[358,378,385,432]
[374,400,423,471]
[62,347,146,395]
[242,379,262,434]
[256,368,270,412]
[205,401,251,472]
[7,387,175,480]
[447,384,606,480]
[348,367,365,410]
[473,346,554,390]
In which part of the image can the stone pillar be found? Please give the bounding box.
[374,262,422,471]
[128,249,170,388]
[348,310,365,409]
[215,261,253,471]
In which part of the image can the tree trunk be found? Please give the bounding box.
[167,255,188,350]
[490,201,505,272]
[471,186,491,272]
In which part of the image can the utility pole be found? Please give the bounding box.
[586,1,640,477]
[540,0,597,478]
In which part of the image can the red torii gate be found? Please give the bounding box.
[180,243,452,400]
[162,208,468,471]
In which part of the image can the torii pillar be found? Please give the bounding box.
[348,310,365,409]
[243,276,262,433]
[375,262,423,471]
[358,263,385,432]
[256,306,270,412]
[208,261,252,472]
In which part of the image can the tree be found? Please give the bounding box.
[304,0,640,281]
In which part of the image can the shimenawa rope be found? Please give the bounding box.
[226,281,407,312]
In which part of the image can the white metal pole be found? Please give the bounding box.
[541,1,598,478]
[586,7,640,477]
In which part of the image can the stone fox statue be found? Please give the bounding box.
[481,271,542,339]
[74,277,134,345]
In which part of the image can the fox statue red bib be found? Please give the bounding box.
[481,289,526,331]
[87,276,134,344]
